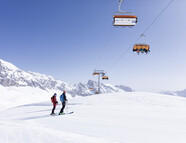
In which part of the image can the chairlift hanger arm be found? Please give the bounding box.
[117,0,133,14]
[118,0,124,12]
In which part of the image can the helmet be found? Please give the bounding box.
[63,91,66,93]
[54,93,57,96]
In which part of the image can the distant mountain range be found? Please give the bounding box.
[161,89,186,98]
[0,59,133,96]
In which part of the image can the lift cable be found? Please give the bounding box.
[106,36,142,73]
[142,0,175,36]
[95,27,113,70]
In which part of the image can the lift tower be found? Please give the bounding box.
[92,70,107,94]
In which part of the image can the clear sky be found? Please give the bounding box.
[0,0,186,92]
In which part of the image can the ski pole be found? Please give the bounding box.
[66,101,68,114]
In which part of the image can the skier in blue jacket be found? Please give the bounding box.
[59,91,68,115]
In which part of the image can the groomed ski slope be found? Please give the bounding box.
[1,88,186,143]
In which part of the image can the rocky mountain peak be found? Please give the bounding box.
[0,59,133,96]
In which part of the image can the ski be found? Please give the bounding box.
[50,111,74,116]
[59,111,74,115]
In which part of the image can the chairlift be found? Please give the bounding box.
[133,34,150,54]
[133,44,150,54]
[113,0,137,27]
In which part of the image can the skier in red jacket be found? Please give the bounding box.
[50,93,58,115]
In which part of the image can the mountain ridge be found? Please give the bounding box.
[0,59,133,96]
[161,89,186,97]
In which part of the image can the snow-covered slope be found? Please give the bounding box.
[0,59,133,96]
[1,89,186,143]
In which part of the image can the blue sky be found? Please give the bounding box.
[0,0,186,92]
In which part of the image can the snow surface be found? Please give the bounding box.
[1,86,186,143]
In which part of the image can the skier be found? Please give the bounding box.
[59,91,68,115]
[50,93,58,115]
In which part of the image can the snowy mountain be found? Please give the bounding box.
[161,89,186,97]
[175,89,186,97]
[0,59,133,96]
[0,59,69,90]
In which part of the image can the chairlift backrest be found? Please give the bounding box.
[102,76,109,80]
[113,15,137,26]
[133,44,149,50]
[93,72,100,75]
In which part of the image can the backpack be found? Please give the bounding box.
[51,96,54,103]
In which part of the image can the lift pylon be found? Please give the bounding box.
[92,70,108,94]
